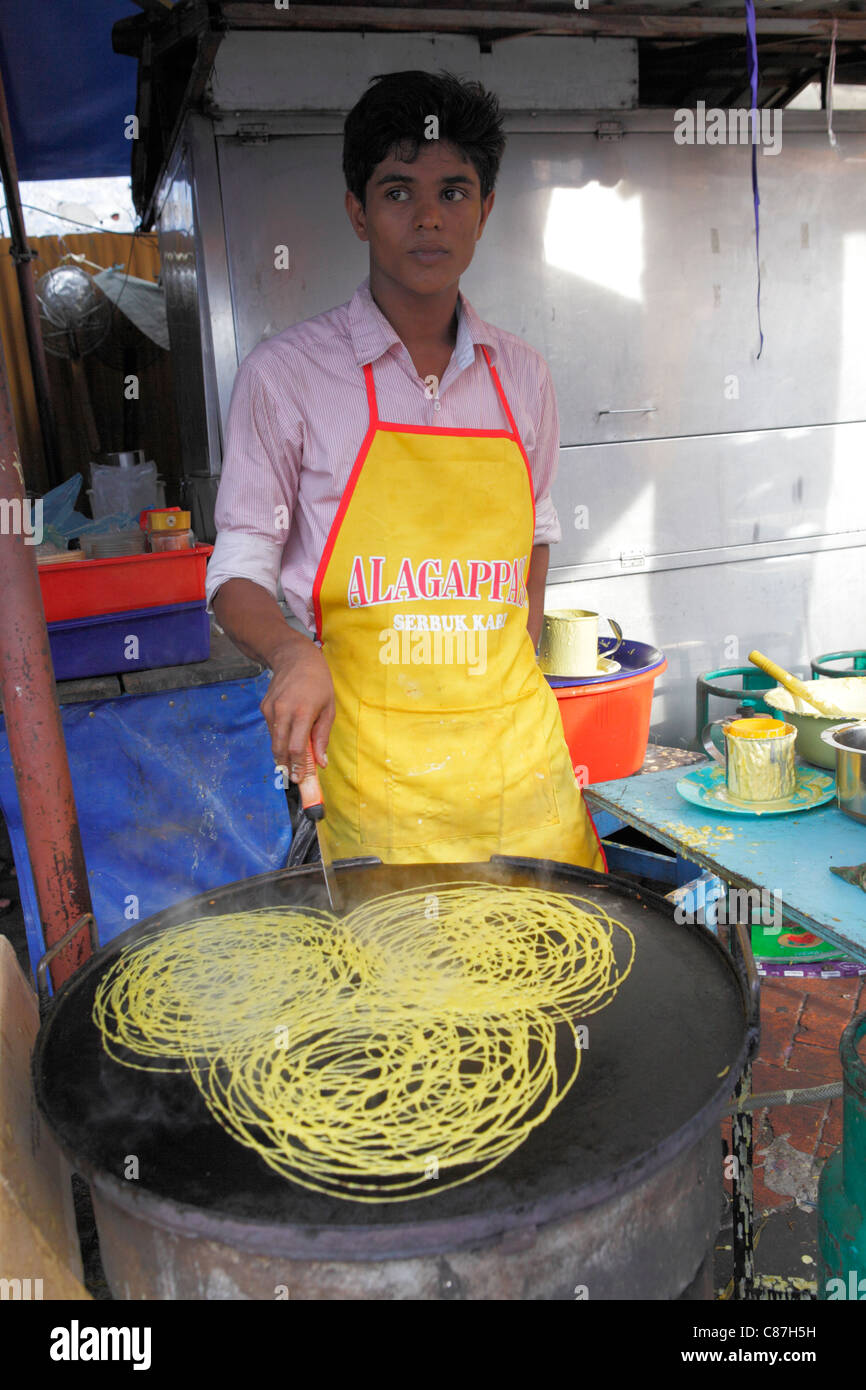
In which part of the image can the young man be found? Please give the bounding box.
[208,70,605,871]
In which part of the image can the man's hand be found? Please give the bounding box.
[212,577,335,776]
[261,640,335,777]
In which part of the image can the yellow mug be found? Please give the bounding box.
[702,716,797,802]
[538,609,623,678]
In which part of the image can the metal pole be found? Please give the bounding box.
[0,330,93,990]
[0,65,62,492]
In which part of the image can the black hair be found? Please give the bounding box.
[343,70,506,204]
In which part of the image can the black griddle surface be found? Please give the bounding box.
[35,860,749,1231]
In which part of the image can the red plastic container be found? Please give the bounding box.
[552,659,668,784]
[38,545,213,624]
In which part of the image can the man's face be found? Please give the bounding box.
[346,140,495,297]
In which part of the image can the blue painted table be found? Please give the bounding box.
[584,763,866,964]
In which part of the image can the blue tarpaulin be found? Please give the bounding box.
[0,675,292,980]
[0,1,137,182]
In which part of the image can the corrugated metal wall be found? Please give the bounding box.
[0,231,183,498]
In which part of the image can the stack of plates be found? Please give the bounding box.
[36,550,87,565]
[82,530,148,560]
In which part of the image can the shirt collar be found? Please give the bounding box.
[347,278,497,370]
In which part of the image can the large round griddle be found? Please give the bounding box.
[33,857,756,1258]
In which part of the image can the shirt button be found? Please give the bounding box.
[433,399,441,412]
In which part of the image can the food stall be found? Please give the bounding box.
[0,1,865,1315]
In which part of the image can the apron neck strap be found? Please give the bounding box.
[480,345,520,440]
[362,347,518,439]
[362,361,379,426]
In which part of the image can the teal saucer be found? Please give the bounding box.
[676,763,836,817]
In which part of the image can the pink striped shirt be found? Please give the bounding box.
[206,279,563,633]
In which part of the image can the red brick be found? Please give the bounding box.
[759,977,806,1004]
[760,978,806,1017]
[821,1122,844,1153]
[759,993,806,1066]
[761,977,807,1003]
[723,975,856,1211]
[794,1013,850,1053]
[796,987,859,1048]
[811,976,862,999]
[817,1106,845,1150]
[748,1100,825,1169]
[820,1096,845,1148]
[751,1058,830,1094]
[766,1104,825,1158]
[784,1040,842,1078]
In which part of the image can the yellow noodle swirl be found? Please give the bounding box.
[92,881,634,1200]
[92,908,365,1070]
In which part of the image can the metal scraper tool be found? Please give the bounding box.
[296,739,341,912]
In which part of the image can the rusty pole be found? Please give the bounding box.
[0,330,93,990]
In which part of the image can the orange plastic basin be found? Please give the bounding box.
[552,659,668,784]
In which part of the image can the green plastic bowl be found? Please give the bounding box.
[763,679,866,770]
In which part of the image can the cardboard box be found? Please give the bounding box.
[0,935,89,1299]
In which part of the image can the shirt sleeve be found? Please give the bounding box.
[205,351,303,612]
[529,362,563,548]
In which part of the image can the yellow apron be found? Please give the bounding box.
[312,347,606,871]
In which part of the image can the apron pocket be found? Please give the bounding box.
[356,696,560,850]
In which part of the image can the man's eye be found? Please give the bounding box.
[443,188,466,201]
[386,188,410,201]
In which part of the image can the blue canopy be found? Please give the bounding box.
[0,0,137,181]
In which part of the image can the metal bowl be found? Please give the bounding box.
[820,721,866,824]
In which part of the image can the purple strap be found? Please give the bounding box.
[745,0,764,358]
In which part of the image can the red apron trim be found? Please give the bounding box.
[311,418,377,642]
[584,803,609,874]
[480,346,536,540]
[366,422,514,440]
[363,360,379,425]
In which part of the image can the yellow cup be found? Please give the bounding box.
[725,718,790,740]
[705,716,797,801]
[538,609,623,677]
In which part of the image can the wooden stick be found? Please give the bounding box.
[747,650,846,720]
[217,5,866,41]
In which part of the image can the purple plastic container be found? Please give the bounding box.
[48,601,211,680]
